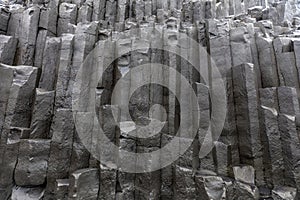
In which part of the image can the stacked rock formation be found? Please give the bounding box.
[0,0,300,199]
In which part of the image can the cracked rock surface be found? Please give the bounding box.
[0,0,300,199]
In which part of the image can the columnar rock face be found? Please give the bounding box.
[0,0,300,199]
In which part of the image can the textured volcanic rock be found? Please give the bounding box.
[0,0,300,199]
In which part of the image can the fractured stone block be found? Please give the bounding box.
[14,139,51,186]
[30,89,55,139]
[68,168,100,200]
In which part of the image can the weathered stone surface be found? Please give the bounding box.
[52,179,69,200]
[207,19,239,167]
[232,63,264,186]
[274,38,299,92]
[55,33,74,109]
[259,87,284,187]
[30,89,55,139]
[11,186,45,200]
[39,0,59,36]
[15,6,40,65]
[174,165,196,200]
[46,109,74,197]
[14,139,51,186]
[116,138,136,199]
[77,3,92,23]
[135,147,161,200]
[194,174,226,200]
[68,168,99,200]
[233,165,255,185]
[256,36,279,87]
[34,30,47,68]
[0,127,30,188]
[0,7,10,33]
[62,24,96,172]
[98,164,117,200]
[38,37,61,91]
[272,186,298,200]
[0,35,17,65]
[0,64,13,134]
[214,141,232,177]
[57,3,77,36]
[277,87,300,190]
[2,64,38,128]
[226,180,260,200]
[0,1,300,199]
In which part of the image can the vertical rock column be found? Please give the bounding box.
[45,109,75,199]
[232,63,264,186]
[55,33,74,109]
[29,89,55,139]
[273,37,299,96]
[39,0,60,36]
[69,22,99,173]
[38,37,61,91]
[207,19,239,166]
[97,106,119,200]
[0,7,10,34]
[57,3,78,36]
[14,139,51,187]
[0,35,17,65]
[277,87,300,190]
[160,22,179,200]
[0,65,37,194]
[259,87,284,187]
[0,65,13,134]
[173,26,198,200]
[197,83,215,172]
[15,6,40,66]
[256,36,279,88]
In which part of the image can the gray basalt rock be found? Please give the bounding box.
[54,179,69,200]
[259,87,284,187]
[98,164,117,200]
[0,35,17,65]
[68,168,99,200]
[0,127,30,188]
[0,64,13,135]
[14,139,51,186]
[2,65,38,128]
[256,36,279,87]
[55,33,74,109]
[232,63,264,186]
[273,38,299,93]
[0,65,38,169]
[15,6,40,65]
[272,186,298,200]
[29,89,55,139]
[277,87,300,190]
[38,37,61,91]
[11,186,45,200]
[57,3,77,36]
[207,19,239,167]
[195,174,226,200]
[39,0,59,36]
[0,7,10,34]
[0,0,300,199]
[34,30,47,68]
[233,165,255,185]
[174,165,196,200]
[226,180,260,200]
[45,109,74,197]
